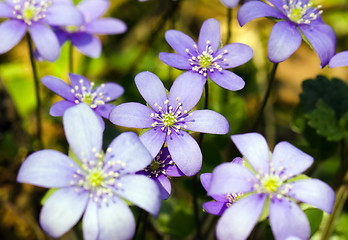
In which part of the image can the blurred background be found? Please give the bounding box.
[1,0,348,239]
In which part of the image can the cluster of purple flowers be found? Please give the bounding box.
[13,0,344,239]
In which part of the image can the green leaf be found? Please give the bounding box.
[304,208,323,236]
[307,100,344,141]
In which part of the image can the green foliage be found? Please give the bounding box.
[304,208,324,236]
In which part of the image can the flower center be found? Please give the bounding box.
[261,174,282,193]
[186,41,228,77]
[283,0,322,24]
[150,98,191,135]
[87,169,104,187]
[139,148,174,178]
[226,193,243,208]
[13,0,52,25]
[65,25,80,33]
[72,79,109,109]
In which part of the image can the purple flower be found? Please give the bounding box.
[0,0,83,61]
[42,73,124,128]
[110,71,229,176]
[159,18,253,91]
[208,133,335,240]
[237,0,336,67]
[50,0,127,58]
[137,146,185,200]
[220,0,240,8]
[200,157,243,216]
[329,51,348,68]
[17,103,161,239]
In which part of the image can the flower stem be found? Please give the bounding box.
[133,208,147,240]
[251,63,279,132]
[26,33,43,149]
[69,42,74,73]
[225,8,233,45]
[193,81,209,239]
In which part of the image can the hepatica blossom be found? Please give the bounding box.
[42,73,124,127]
[110,71,229,176]
[208,133,335,240]
[17,103,160,239]
[137,146,184,200]
[200,157,243,216]
[329,51,348,68]
[220,0,240,8]
[0,0,83,61]
[50,0,127,58]
[159,18,253,91]
[237,0,336,67]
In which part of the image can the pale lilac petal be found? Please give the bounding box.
[166,164,185,177]
[184,109,229,134]
[104,132,153,173]
[109,102,155,128]
[216,43,253,68]
[267,0,285,10]
[166,130,202,176]
[165,30,197,56]
[113,174,161,216]
[82,199,99,240]
[200,173,212,192]
[30,23,60,62]
[287,179,335,213]
[0,20,26,54]
[329,51,348,68]
[0,2,14,17]
[140,127,166,158]
[220,0,239,8]
[203,201,227,216]
[300,23,336,68]
[84,18,127,34]
[50,100,76,116]
[95,82,124,102]
[208,69,245,91]
[232,157,244,165]
[269,197,310,240]
[272,141,313,180]
[71,32,101,58]
[40,188,89,238]
[63,103,103,162]
[168,71,204,112]
[95,111,105,130]
[231,133,270,174]
[156,174,171,200]
[209,162,256,195]
[237,1,285,27]
[78,0,109,21]
[158,52,192,69]
[45,5,83,26]
[198,18,221,53]
[267,21,302,63]
[94,103,115,119]
[135,71,168,110]
[17,150,80,188]
[68,73,91,92]
[216,194,267,240]
[97,196,135,240]
[41,75,75,101]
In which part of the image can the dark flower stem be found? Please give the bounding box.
[69,42,74,73]
[27,33,43,149]
[133,208,146,240]
[193,81,209,239]
[251,63,279,132]
[225,8,233,45]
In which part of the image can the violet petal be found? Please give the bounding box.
[84,18,127,35]
[41,75,76,101]
[208,69,245,91]
[158,52,192,70]
[49,100,76,116]
[198,18,221,53]
[164,29,197,56]
[139,128,166,158]
[71,32,101,58]
[0,20,26,55]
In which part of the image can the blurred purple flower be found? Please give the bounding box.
[329,51,348,68]
[237,0,336,67]
[200,157,243,215]
[42,73,124,128]
[137,146,185,200]
[50,0,127,58]
[17,103,161,239]
[220,0,240,8]
[110,71,229,176]
[0,0,83,61]
[208,132,335,240]
[159,18,253,91]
